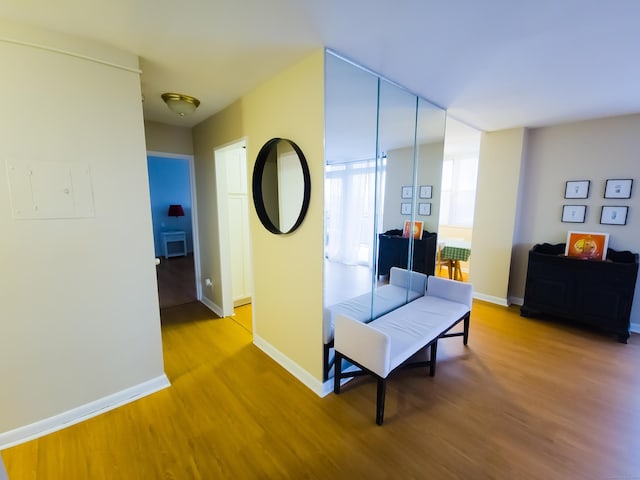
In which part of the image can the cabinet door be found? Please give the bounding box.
[574,264,635,332]
[524,256,575,315]
[377,236,409,276]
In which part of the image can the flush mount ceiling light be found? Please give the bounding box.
[161,92,201,116]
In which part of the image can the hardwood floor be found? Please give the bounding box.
[156,253,196,309]
[3,300,640,479]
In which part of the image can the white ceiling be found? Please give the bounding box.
[2,0,640,132]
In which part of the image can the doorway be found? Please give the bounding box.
[214,139,253,320]
[147,152,200,308]
[437,118,481,282]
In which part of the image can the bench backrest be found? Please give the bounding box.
[426,276,473,308]
[389,267,427,293]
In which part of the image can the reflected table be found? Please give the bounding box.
[440,243,471,280]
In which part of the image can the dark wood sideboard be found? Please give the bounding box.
[521,243,638,343]
[377,231,437,278]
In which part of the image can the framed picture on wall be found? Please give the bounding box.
[604,179,633,199]
[561,205,586,223]
[564,180,590,199]
[401,186,413,199]
[600,206,628,225]
[418,202,431,216]
[419,185,432,199]
[401,202,412,215]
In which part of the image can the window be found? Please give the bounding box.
[439,154,478,227]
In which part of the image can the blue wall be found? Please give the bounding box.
[147,156,193,256]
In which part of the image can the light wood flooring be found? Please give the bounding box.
[156,253,197,309]
[3,300,640,479]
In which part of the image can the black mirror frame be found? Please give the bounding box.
[252,138,311,235]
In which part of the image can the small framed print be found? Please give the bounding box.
[561,205,586,223]
[419,185,432,199]
[600,206,628,225]
[401,202,412,215]
[604,179,633,199]
[418,202,431,216]
[565,180,590,199]
[401,186,413,199]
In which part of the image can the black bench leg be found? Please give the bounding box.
[429,341,438,377]
[333,353,343,394]
[463,314,470,345]
[376,378,386,425]
[323,343,331,381]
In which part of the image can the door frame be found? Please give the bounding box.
[147,150,202,302]
[214,138,251,317]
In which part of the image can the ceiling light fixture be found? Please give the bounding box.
[161,92,201,116]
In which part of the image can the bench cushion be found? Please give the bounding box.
[323,268,427,344]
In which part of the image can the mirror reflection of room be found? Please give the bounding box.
[322,51,449,380]
[436,118,481,282]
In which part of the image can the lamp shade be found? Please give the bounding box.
[168,204,185,217]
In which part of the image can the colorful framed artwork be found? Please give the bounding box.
[401,186,413,199]
[418,202,431,216]
[419,185,432,199]
[565,231,609,261]
[600,206,628,225]
[564,180,590,199]
[561,205,586,223]
[402,220,424,239]
[604,179,633,199]
[401,202,412,215]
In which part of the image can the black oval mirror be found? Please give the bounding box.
[252,138,311,234]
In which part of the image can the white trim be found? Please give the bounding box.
[213,139,250,318]
[630,322,640,334]
[0,375,170,450]
[253,335,326,397]
[473,292,509,307]
[200,296,224,318]
[508,296,524,306]
[0,38,141,74]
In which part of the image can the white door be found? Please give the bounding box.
[215,140,252,316]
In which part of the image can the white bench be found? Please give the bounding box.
[333,276,473,425]
[323,267,428,379]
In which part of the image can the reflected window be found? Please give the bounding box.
[440,154,478,227]
[325,158,385,267]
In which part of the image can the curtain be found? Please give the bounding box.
[325,160,378,266]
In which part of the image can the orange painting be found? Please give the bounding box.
[402,220,424,239]
[565,231,609,261]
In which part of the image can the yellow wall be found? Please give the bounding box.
[470,128,526,304]
[193,50,325,385]
[0,20,166,443]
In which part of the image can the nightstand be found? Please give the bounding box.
[162,231,187,259]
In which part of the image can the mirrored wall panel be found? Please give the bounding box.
[323,50,446,380]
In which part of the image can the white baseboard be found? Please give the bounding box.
[0,374,170,450]
[200,296,223,317]
[509,296,524,306]
[253,335,327,397]
[630,322,639,334]
[473,292,509,307]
